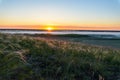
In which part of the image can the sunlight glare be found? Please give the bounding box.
[45,24,55,31]
[47,27,53,31]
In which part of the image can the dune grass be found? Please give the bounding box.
[0,33,120,80]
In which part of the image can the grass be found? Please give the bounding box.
[0,33,120,80]
[26,34,120,49]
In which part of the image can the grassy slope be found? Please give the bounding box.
[0,33,120,80]
[27,34,120,49]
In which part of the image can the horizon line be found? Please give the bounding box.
[0,29,120,32]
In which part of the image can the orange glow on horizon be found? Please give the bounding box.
[0,24,120,30]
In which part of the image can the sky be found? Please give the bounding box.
[0,0,120,30]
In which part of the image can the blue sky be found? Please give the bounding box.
[0,0,120,30]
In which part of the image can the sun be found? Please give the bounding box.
[47,27,53,31]
[45,24,55,31]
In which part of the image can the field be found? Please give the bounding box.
[0,33,120,80]
[28,34,120,49]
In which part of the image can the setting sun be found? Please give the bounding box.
[47,27,53,31]
[45,24,55,31]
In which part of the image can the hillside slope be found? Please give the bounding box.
[0,33,120,80]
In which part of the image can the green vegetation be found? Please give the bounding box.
[26,34,120,49]
[29,34,90,38]
[0,33,120,80]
